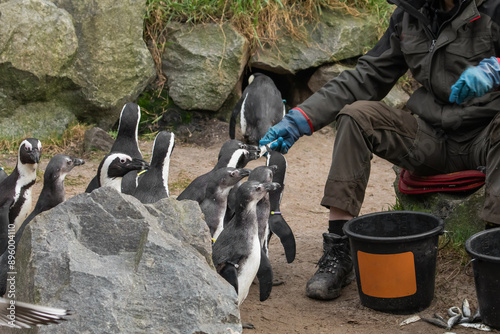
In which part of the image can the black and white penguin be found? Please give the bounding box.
[85,102,143,193]
[0,138,42,245]
[229,73,285,145]
[212,180,280,306]
[132,131,175,204]
[0,297,72,328]
[1,154,84,297]
[267,151,296,263]
[200,167,251,240]
[177,139,259,203]
[96,153,148,192]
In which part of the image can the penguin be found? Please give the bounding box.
[95,153,148,192]
[212,180,280,306]
[247,165,279,302]
[267,151,296,263]
[1,154,85,297]
[0,297,72,328]
[0,138,42,251]
[177,139,259,203]
[199,167,251,240]
[229,73,285,145]
[132,131,175,204]
[0,167,7,184]
[85,102,142,193]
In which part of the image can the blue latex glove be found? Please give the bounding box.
[259,108,312,154]
[450,57,500,104]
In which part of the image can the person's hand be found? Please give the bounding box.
[450,57,500,104]
[259,109,312,154]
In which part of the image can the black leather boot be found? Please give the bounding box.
[306,233,353,300]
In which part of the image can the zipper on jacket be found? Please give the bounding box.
[428,40,436,52]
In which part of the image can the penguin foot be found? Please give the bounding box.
[242,322,256,329]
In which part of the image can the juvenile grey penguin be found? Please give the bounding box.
[267,152,296,263]
[86,102,142,193]
[0,154,84,296]
[96,153,148,192]
[0,138,41,251]
[132,131,175,204]
[229,73,285,145]
[0,297,72,328]
[200,167,251,240]
[177,139,259,203]
[212,180,280,306]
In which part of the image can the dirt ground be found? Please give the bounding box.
[2,120,496,334]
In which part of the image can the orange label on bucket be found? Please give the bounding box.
[357,251,417,298]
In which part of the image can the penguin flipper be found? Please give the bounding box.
[85,176,99,193]
[269,214,296,263]
[257,249,273,302]
[0,202,12,255]
[219,263,239,293]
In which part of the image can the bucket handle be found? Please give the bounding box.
[464,258,475,277]
[438,230,452,251]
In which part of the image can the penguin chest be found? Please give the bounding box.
[103,177,123,192]
[237,233,261,305]
[13,181,35,231]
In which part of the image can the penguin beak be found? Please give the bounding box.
[72,158,85,166]
[30,149,41,163]
[263,182,281,192]
[129,158,149,171]
[238,168,252,178]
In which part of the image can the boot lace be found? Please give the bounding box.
[316,242,350,274]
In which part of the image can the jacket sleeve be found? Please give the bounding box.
[297,7,409,131]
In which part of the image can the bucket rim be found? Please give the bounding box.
[465,227,500,263]
[343,211,444,243]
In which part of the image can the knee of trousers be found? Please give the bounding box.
[337,101,386,134]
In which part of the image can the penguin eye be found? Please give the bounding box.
[67,160,72,165]
[24,146,29,151]
[120,158,127,164]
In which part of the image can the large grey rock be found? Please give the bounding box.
[7,187,242,334]
[250,10,379,74]
[162,22,249,111]
[0,0,156,137]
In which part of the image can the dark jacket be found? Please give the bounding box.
[298,0,500,141]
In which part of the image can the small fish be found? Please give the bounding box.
[447,306,462,329]
[458,322,492,331]
[434,313,447,323]
[462,298,471,318]
[399,315,420,326]
[421,316,448,328]
[258,139,277,157]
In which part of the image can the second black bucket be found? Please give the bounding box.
[344,211,444,314]
[465,228,500,329]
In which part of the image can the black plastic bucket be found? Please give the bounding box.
[465,228,500,329]
[343,211,444,314]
